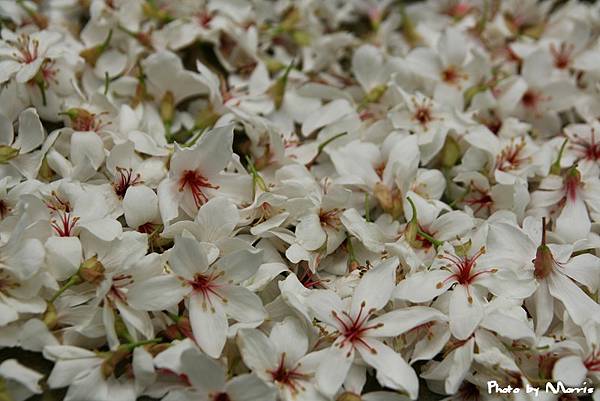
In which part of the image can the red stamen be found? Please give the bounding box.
[114,167,143,198]
[187,272,226,311]
[331,301,383,354]
[267,353,310,394]
[51,212,79,237]
[436,247,496,303]
[178,170,219,208]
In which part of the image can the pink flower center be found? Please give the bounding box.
[550,42,574,70]
[13,35,39,64]
[109,274,133,302]
[446,2,472,18]
[564,168,581,202]
[570,129,600,162]
[464,184,493,215]
[319,208,341,229]
[412,101,434,127]
[496,140,528,171]
[178,170,220,208]
[584,348,600,372]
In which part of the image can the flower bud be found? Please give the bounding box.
[160,91,175,125]
[38,156,54,181]
[79,30,112,67]
[440,135,461,168]
[336,392,362,401]
[533,217,554,280]
[196,106,220,130]
[60,108,97,132]
[291,30,311,46]
[78,256,105,285]
[533,244,554,280]
[364,84,387,104]
[0,145,19,164]
[405,218,420,248]
[374,182,403,219]
[43,302,58,330]
[101,346,130,379]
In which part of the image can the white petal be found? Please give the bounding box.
[295,213,327,251]
[269,317,308,365]
[448,286,483,340]
[16,108,44,153]
[0,359,43,394]
[78,217,122,242]
[393,269,452,303]
[548,271,600,326]
[352,45,384,91]
[304,289,344,328]
[556,194,591,243]
[127,275,189,310]
[316,341,354,397]
[44,236,82,281]
[169,236,209,278]
[236,328,278,374]
[560,253,600,291]
[0,112,14,145]
[180,347,226,393]
[158,178,183,224]
[552,356,588,387]
[70,131,105,169]
[189,292,228,358]
[369,306,447,337]
[358,338,418,399]
[195,197,239,242]
[123,185,159,229]
[226,373,277,401]
[220,285,266,324]
[351,257,398,315]
[190,124,234,176]
[301,99,353,137]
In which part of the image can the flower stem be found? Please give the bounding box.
[49,274,82,304]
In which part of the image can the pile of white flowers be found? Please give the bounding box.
[1,0,600,400]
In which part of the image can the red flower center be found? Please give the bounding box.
[0,200,10,219]
[441,66,465,85]
[50,212,79,237]
[436,247,497,302]
[332,301,383,354]
[212,392,232,401]
[178,170,220,208]
[521,89,547,110]
[267,354,310,393]
[114,167,143,198]
[188,272,226,311]
[413,105,433,127]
